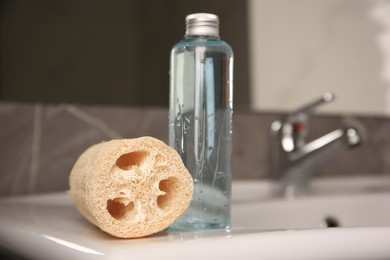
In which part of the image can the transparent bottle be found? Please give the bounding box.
[169,13,233,231]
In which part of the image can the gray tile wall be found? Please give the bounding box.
[1,102,389,197]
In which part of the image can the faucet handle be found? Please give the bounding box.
[285,92,335,149]
[288,92,335,123]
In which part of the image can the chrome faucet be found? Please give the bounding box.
[270,93,362,197]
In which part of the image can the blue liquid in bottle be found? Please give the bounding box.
[169,13,233,231]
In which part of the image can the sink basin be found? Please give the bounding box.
[232,176,390,230]
[0,177,389,259]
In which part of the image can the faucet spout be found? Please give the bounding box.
[270,93,363,197]
[274,127,361,197]
[288,127,360,162]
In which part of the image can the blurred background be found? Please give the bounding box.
[1,0,390,114]
[0,0,250,108]
[2,0,390,197]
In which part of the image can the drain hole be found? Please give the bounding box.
[116,151,149,170]
[107,198,134,219]
[157,177,179,209]
[323,216,340,228]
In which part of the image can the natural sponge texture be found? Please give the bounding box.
[69,136,193,238]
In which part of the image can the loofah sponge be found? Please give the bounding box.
[69,136,193,238]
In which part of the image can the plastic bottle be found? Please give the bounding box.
[169,13,233,230]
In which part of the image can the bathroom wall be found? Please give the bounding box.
[1,102,389,197]
[2,0,390,197]
[0,0,250,109]
[248,0,390,116]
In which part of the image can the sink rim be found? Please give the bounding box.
[232,175,390,202]
[0,176,390,259]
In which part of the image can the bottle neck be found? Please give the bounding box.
[184,34,220,41]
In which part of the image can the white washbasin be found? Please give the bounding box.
[232,176,390,230]
[0,177,389,259]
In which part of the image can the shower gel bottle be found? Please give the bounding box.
[169,13,233,230]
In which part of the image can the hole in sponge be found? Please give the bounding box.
[107,198,134,220]
[157,177,179,210]
[116,151,149,170]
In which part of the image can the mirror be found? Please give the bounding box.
[1,0,389,117]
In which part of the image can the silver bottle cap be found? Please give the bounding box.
[185,13,219,36]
